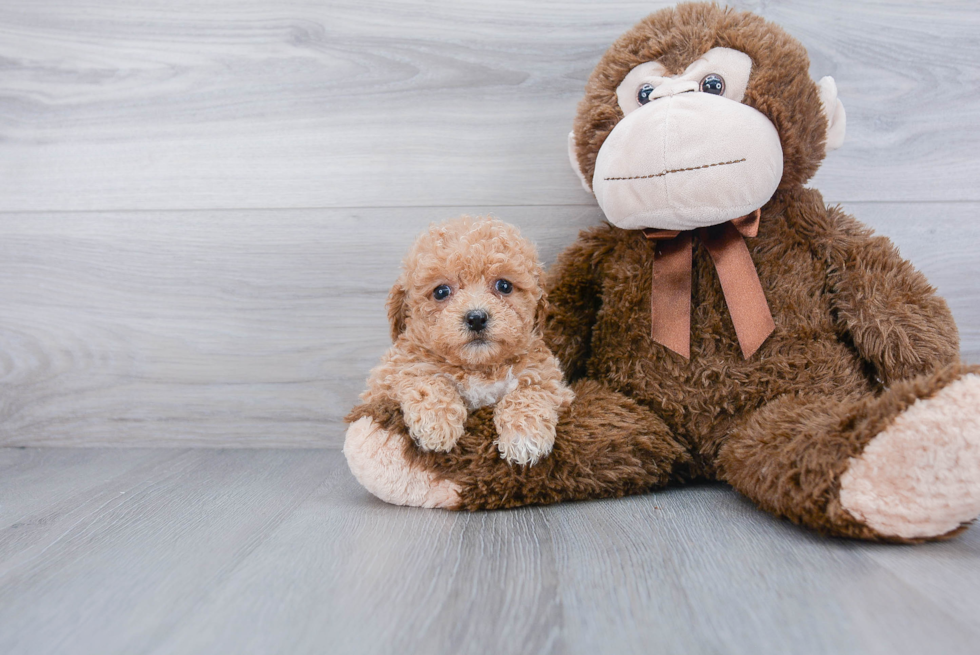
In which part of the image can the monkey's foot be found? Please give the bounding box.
[840,374,980,539]
[343,417,461,509]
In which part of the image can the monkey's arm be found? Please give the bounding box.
[542,228,609,381]
[820,204,959,384]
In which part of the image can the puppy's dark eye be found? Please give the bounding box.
[494,279,513,295]
[637,83,657,105]
[433,284,452,301]
[700,74,725,95]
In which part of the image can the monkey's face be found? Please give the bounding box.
[593,48,782,231]
[569,5,846,232]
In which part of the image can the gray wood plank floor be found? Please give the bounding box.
[0,448,977,655]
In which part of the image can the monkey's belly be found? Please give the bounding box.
[585,292,873,451]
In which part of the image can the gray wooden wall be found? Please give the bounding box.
[1,0,978,448]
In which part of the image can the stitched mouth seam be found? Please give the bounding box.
[604,158,747,181]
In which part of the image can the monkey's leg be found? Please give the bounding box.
[344,380,692,510]
[717,363,980,542]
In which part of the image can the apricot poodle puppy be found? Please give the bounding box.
[360,216,575,465]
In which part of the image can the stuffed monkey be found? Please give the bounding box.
[345,2,980,543]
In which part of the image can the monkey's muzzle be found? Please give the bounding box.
[592,92,783,231]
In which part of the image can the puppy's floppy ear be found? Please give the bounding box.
[534,291,550,335]
[386,282,409,342]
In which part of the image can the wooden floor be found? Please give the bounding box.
[1,447,978,655]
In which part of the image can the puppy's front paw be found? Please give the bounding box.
[494,406,556,466]
[412,418,465,453]
[402,396,468,453]
[493,390,562,466]
[496,426,555,466]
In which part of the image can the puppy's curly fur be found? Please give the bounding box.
[360,216,574,465]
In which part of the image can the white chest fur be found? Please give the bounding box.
[457,370,519,410]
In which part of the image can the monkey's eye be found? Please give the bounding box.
[700,74,725,95]
[433,284,452,301]
[636,83,657,106]
[494,279,513,295]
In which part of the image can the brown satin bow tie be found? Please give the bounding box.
[642,209,774,359]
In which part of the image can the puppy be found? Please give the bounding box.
[361,216,575,465]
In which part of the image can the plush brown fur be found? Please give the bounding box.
[361,216,574,465]
[349,379,693,510]
[543,187,959,478]
[719,361,978,542]
[346,3,976,542]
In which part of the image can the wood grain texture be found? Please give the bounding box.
[1,448,979,655]
[0,206,599,447]
[1,0,978,447]
[3,3,979,651]
[1,202,976,448]
[0,203,980,447]
[0,448,175,531]
[0,0,978,212]
[0,448,338,655]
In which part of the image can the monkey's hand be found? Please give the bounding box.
[400,378,468,453]
[493,385,567,466]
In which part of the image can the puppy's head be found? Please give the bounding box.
[388,216,546,368]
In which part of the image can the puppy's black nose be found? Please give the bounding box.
[465,309,489,332]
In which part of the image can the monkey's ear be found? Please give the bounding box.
[567,132,593,193]
[386,283,409,342]
[817,77,846,151]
